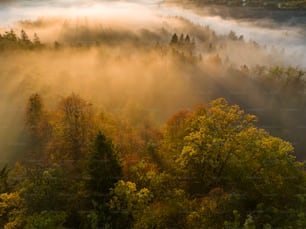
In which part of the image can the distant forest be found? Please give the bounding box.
[168,0,306,9]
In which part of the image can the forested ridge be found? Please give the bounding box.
[1,23,306,228]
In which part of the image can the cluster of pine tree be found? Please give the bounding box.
[167,33,202,63]
[0,29,43,50]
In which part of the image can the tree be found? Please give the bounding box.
[0,192,24,228]
[53,94,96,165]
[25,94,44,132]
[25,93,50,161]
[177,98,257,193]
[24,211,66,229]
[20,30,32,48]
[83,131,123,228]
[173,98,306,227]
[86,131,122,203]
[21,164,67,215]
[185,34,190,43]
[0,165,10,193]
[179,33,184,43]
[33,33,43,48]
[161,109,191,170]
[109,180,152,228]
[0,164,68,229]
[228,30,238,40]
[5,30,17,42]
[170,33,178,45]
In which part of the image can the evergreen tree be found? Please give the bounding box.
[170,33,178,45]
[20,29,32,47]
[25,93,50,162]
[185,34,190,43]
[6,29,17,42]
[179,33,184,43]
[33,33,42,48]
[87,131,122,203]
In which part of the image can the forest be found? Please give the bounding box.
[0,7,306,228]
[167,0,306,8]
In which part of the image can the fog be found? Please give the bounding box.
[1,0,306,66]
[158,4,306,67]
[0,0,306,162]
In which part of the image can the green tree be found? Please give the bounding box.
[25,93,50,162]
[109,180,153,228]
[21,164,67,215]
[82,131,122,228]
[0,165,10,193]
[87,131,122,203]
[25,210,66,229]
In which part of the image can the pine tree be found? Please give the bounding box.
[179,33,184,43]
[20,29,32,47]
[170,33,178,45]
[25,93,49,161]
[33,33,42,48]
[185,34,190,43]
[87,131,122,203]
[6,30,17,42]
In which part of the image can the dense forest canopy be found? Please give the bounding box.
[0,1,306,228]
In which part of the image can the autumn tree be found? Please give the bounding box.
[173,98,306,227]
[0,191,24,228]
[52,94,96,166]
[162,109,191,164]
[176,98,257,193]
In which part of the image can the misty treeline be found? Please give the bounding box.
[0,29,43,50]
[0,93,306,229]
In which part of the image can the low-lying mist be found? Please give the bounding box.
[2,0,305,66]
[160,3,306,67]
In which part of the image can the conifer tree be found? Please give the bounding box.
[87,131,122,203]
